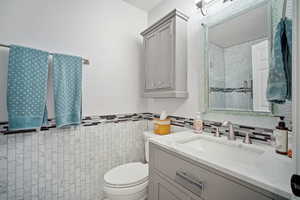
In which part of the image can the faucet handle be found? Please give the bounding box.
[238,129,253,144]
[222,121,232,126]
[211,125,221,137]
[222,121,236,141]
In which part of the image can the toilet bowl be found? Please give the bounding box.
[104,162,148,200]
[103,131,160,200]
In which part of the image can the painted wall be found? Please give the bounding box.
[0,0,148,122]
[147,0,292,129]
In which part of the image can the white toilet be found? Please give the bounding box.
[103,131,159,200]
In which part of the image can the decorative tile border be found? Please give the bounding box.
[151,114,274,142]
[210,87,252,93]
[0,112,273,142]
[0,113,153,134]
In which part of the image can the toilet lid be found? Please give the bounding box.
[104,163,149,187]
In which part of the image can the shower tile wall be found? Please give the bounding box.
[209,44,226,109]
[224,39,265,110]
[210,38,267,111]
[0,120,147,200]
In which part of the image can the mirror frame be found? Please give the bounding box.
[202,0,274,116]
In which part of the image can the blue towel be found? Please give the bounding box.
[7,45,49,130]
[52,54,82,128]
[283,18,292,100]
[267,18,292,104]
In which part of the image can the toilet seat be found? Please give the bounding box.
[104,162,149,200]
[104,162,149,188]
[103,131,160,200]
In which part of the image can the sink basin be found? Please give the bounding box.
[176,135,265,166]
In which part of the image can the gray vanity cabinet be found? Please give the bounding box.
[141,9,189,98]
[149,142,288,200]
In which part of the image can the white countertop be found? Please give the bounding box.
[149,131,294,199]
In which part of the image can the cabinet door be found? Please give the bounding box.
[145,32,160,90]
[156,21,174,89]
[144,21,174,91]
[149,173,190,200]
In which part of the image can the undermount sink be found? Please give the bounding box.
[176,134,265,166]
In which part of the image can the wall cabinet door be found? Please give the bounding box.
[145,32,160,90]
[144,21,174,90]
[141,9,189,98]
[156,21,174,90]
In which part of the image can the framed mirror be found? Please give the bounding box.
[204,1,273,115]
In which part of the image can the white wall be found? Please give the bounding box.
[0,0,148,121]
[147,0,289,128]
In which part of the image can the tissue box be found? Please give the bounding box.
[153,118,171,135]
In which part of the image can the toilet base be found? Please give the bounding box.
[103,177,148,200]
[103,196,146,200]
[103,182,148,200]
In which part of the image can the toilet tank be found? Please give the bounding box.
[143,131,161,162]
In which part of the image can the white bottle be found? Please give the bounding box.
[274,116,288,155]
[193,112,203,134]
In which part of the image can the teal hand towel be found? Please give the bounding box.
[267,18,292,104]
[283,18,292,100]
[7,45,49,130]
[52,54,82,128]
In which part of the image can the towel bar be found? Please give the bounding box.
[0,43,90,65]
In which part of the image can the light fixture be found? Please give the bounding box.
[195,0,207,16]
[195,0,204,10]
[195,0,234,16]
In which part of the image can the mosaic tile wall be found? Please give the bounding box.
[0,120,148,200]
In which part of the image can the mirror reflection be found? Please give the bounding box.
[207,3,271,113]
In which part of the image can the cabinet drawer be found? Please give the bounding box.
[151,144,273,200]
[150,172,191,200]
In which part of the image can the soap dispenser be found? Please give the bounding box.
[193,112,203,134]
[274,116,288,155]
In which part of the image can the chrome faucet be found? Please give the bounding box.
[238,129,253,144]
[222,121,236,141]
